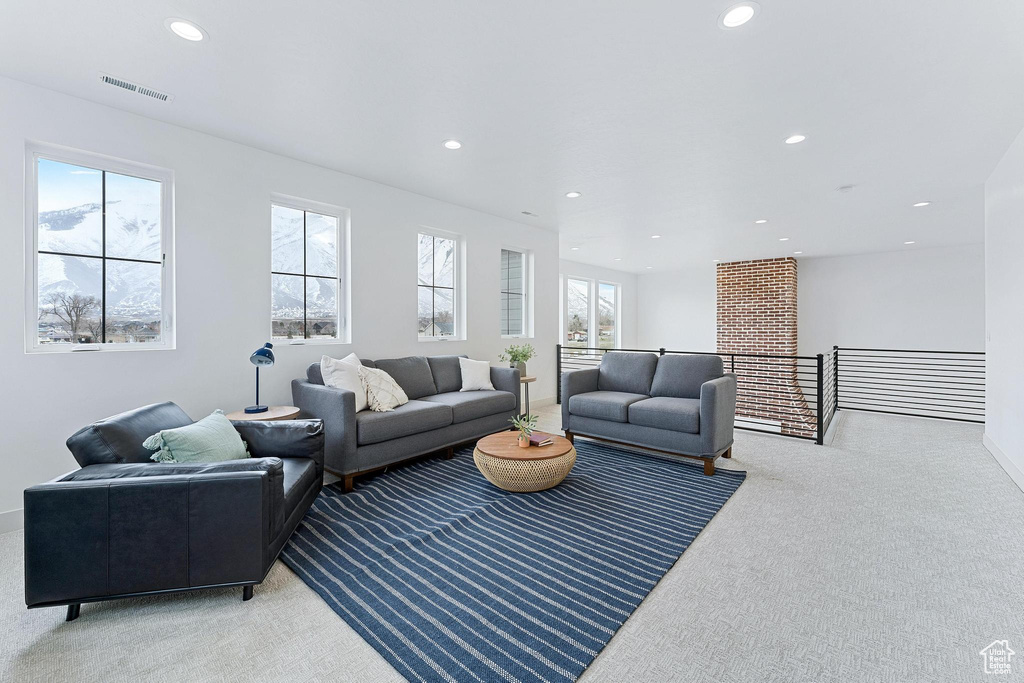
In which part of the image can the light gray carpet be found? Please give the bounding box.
[2,411,1022,682]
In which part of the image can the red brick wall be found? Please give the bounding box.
[716,258,813,437]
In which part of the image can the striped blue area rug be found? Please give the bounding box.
[281,438,745,682]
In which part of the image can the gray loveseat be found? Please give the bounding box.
[561,352,736,475]
[293,355,520,491]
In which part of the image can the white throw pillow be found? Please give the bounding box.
[321,353,368,412]
[459,358,495,391]
[358,366,409,412]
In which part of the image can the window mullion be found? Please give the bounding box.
[100,170,106,344]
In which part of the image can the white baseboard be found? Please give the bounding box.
[984,433,1024,494]
[0,508,24,535]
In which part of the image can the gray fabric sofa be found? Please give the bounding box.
[292,355,520,490]
[561,352,736,475]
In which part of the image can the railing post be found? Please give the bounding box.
[816,353,824,445]
[556,343,562,404]
[730,354,735,373]
[659,347,666,356]
[832,345,839,411]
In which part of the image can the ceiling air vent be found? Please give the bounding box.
[99,73,173,102]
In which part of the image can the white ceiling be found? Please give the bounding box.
[3,1,1023,272]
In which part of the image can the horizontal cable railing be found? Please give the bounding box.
[835,347,985,423]
[557,345,833,444]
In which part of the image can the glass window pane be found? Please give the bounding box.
[272,205,304,274]
[306,277,337,339]
[272,274,305,339]
[434,288,454,336]
[434,237,454,288]
[505,251,523,294]
[37,158,103,257]
[500,250,511,292]
[105,172,162,261]
[417,234,433,285]
[105,260,162,343]
[417,286,433,336]
[37,253,102,344]
[598,283,616,349]
[566,278,589,345]
[506,293,523,336]
[306,212,337,278]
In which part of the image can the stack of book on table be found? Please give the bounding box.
[529,433,553,447]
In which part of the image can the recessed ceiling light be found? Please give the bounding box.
[913,201,931,207]
[755,219,768,224]
[650,234,661,239]
[442,139,462,150]
[713,259,721,263]
[904,241,916,245]
[165,18,206,41]
[613,257,622,261]
[719,2,760,29]
[645,266,653,269]
[570,246,580,251]
[565,191,582,199]
[785,134,807,145]
[793,251,803,255]
[779,237,790,241]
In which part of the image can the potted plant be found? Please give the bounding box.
[509,414,538,448]
[499,343,536,377]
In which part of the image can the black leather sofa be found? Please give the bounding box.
[23,402,324,621]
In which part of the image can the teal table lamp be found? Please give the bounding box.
[245,342,275,414]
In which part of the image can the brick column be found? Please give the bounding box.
[716,258,814,437]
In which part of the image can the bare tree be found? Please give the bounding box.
[47,293,99,342]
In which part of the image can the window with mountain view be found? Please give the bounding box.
[271,202,343,341]
[500,248,527,336]
[32,153,170,350]
[565,277,590,347]
[598,282,618,349]
[418,233,457,338]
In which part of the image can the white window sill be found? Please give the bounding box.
[418,336,466,343]
[501,335,534,340]
[27,343,175,354]
[276,338,353,346]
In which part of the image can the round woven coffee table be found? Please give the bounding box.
[473,432,576,492]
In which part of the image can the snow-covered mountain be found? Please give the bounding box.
[38,200,162,319]
[566,280,615,321]
[271,206,339,327]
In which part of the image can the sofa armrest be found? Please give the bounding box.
[700,374,737,456]
[490,366,521,414]
[232,419,325,478]
[24,468,273,607]
[291,379,356,475]
[561,367,600,430]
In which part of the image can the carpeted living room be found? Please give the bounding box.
[3,2,1024,682]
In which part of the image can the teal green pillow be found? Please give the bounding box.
[144,410,249,464]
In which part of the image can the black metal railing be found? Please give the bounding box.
[834,347,985,423]
[557,345,834,444]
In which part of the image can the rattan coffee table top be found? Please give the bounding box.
[476,431,574,461]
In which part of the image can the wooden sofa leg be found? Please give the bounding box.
[722,447,732,459]
[564,431,574,444]
[445,446,454,460]
[704,459,715,476]
[342,475,355,493]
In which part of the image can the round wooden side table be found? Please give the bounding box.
[473,431,576,492]
[225,406,301,421]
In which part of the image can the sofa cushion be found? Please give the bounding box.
[598,352,659,396]
[628,397,701,434]
[281,458,318,516]
[355,400,453,445]
[420,391,516,424]
[307,358,374,385]
[426,355,467,393]
[67,402,195,467]
[650,354,724,399]
[568,391,649,423]
[373,356,438,399]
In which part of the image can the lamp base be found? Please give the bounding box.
[244,405,269,414]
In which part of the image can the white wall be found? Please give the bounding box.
[0,76,559,528]
[636,264,717,352]
[984,125,1024,491]
[558,260,638,348]
[798,245,986,356]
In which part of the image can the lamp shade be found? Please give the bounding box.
[249,342,275,366]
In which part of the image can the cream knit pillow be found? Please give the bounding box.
[321,353,368,412]
[358,366,409,412]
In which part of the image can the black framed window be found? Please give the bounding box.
[417,233,457,338]
[500,248,526,336]
[35,157,165,346]
[271,203,340,340]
